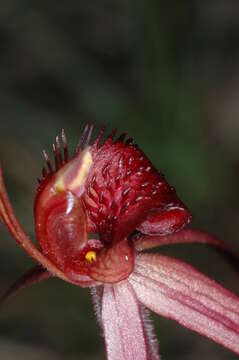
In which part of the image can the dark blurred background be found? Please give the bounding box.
[0,1,239,359]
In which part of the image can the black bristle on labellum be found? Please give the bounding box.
[42,167,47,178]
[93,126,106,149]
[85,124,94,147]
[38,130,71,185]
[52,143,59,171]
[39,125,134,186]
[75,124,91,154]
[74,124,94,154]
[61,128,69,162]
[125,137,134,145]
[43,150,53,173]
[104,128,117,144]
[92,127,132,150]
[116,132,127,143]
[56,136,63,166]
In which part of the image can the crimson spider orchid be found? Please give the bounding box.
[0,125,239,359]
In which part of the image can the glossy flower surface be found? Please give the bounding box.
[0,126,239,359]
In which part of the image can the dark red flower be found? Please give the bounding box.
[0,125,239,360]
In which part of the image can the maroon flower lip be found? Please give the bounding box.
[1,125,239,360]
[82,127,192,242]
[38,126,192,242]
[33,125,191,283]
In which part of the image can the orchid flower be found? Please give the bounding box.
[0,125,239,359]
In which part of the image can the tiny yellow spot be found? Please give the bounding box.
[68,149,93,192]
[55,178,65,192]
[85,251,97,263]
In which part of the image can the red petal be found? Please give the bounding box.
[135,228,239,273]
[130,253,239,355]
[135,228,235,252]
[101,281,153,360]
[91,286,160,360]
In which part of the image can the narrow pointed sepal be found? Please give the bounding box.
[1,265,51,304]
[135,228,239,272]
[101,281,155,360]
[130,253,239,355]
[135,228,236,252]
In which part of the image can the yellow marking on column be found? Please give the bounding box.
[54,148,93,193]
[68,149,92,192]
[85,251,97,263]
[55,178,65,192]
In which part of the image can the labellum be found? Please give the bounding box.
[1,125,239,360]
[33,126,191,284]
